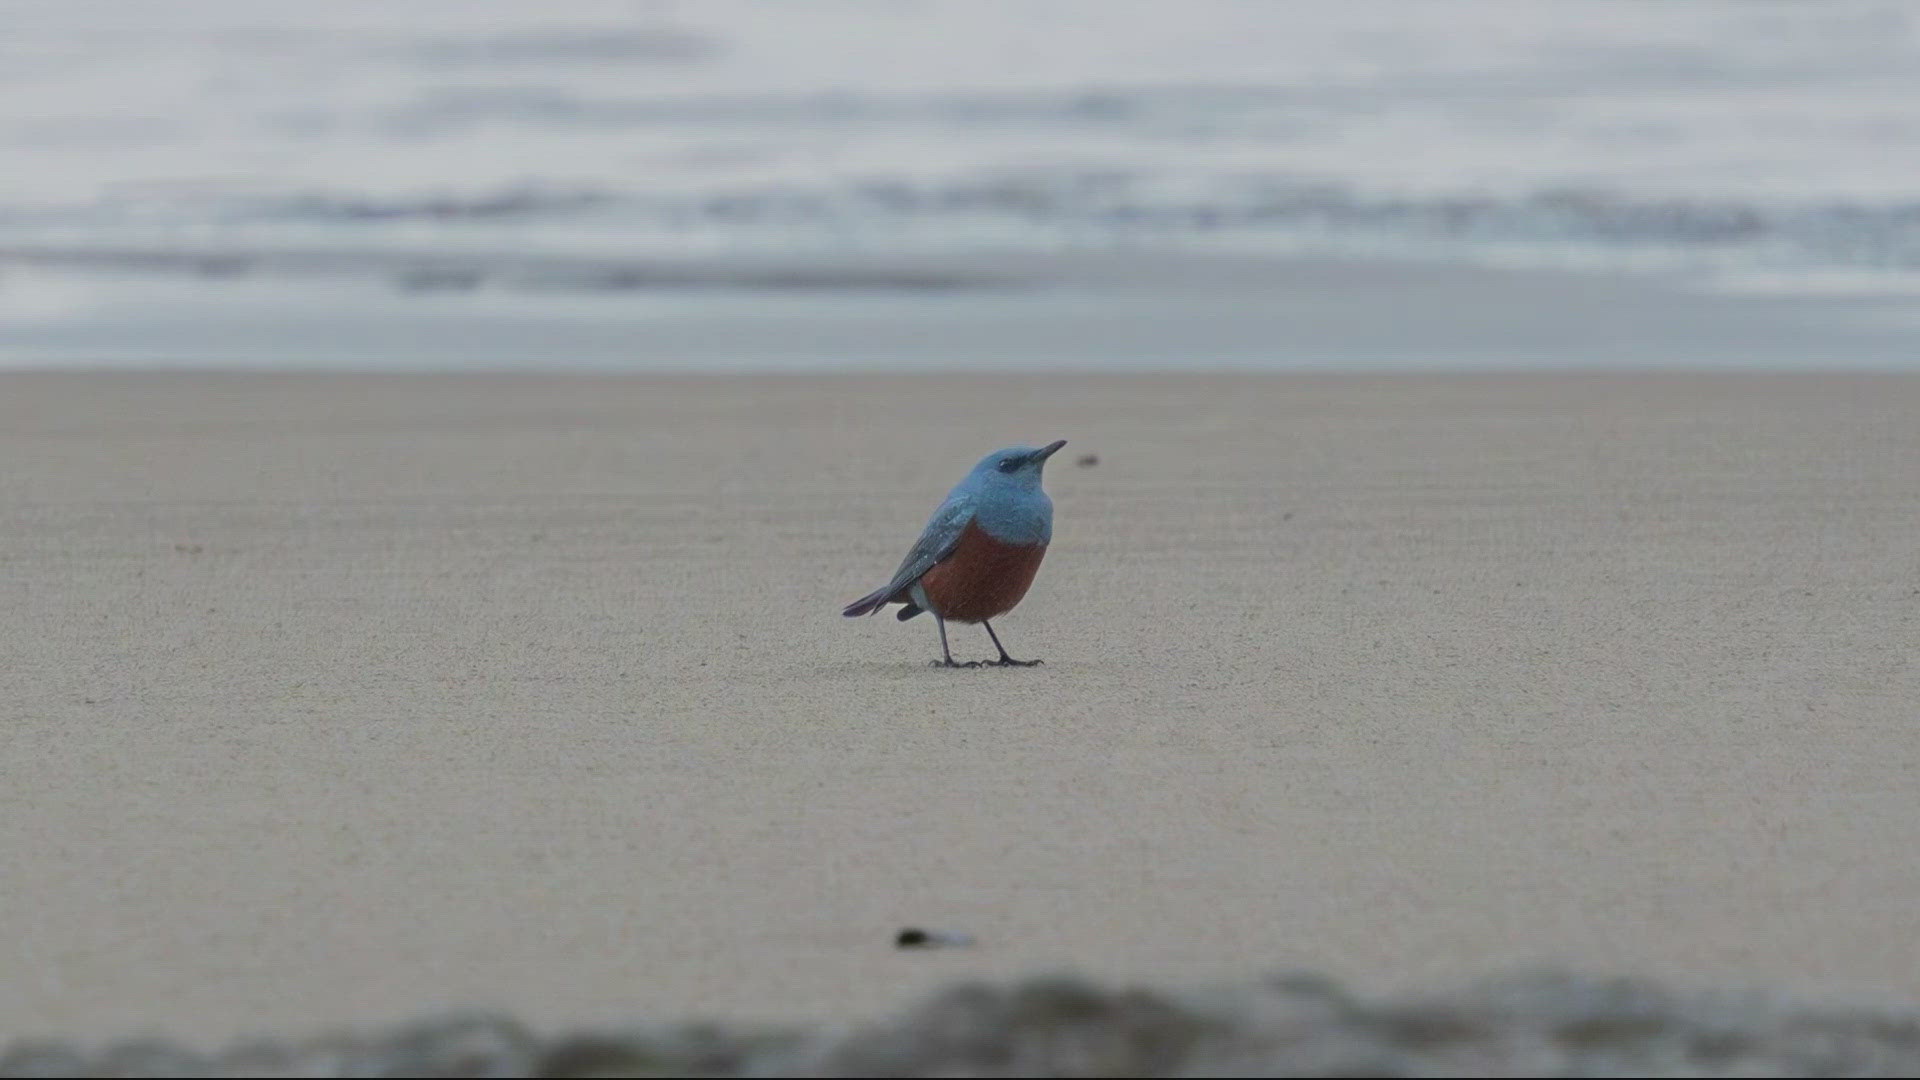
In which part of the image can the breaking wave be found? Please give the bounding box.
[6,1,1920,289]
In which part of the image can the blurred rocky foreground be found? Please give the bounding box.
[7,971,1920,1078]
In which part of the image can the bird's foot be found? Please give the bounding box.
[990,657,1043,667]
[930,659,985,668]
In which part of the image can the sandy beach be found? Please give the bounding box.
[3,371,1918,1043]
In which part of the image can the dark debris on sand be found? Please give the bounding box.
[8,970,1920,1077]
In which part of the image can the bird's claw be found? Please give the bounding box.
[991,657,1043,667]
[930,659,985,668]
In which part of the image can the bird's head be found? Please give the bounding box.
[963,439,1066,493]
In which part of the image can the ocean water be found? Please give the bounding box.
[3,1,1919,367]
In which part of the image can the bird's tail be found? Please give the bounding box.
[842,585,897,618]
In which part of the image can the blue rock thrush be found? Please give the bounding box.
[843,440,1066,667]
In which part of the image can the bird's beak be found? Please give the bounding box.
[1032,439,1067,464]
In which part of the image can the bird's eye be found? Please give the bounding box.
[996,457,1020,473]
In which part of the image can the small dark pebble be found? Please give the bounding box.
[895,927,974,949]
[1075,454,1100,468]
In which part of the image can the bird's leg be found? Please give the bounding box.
[981,621,1041,667]
[930,613,979,668]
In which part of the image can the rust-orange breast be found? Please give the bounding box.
[917,520,1048,623]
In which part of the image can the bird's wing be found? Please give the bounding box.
[880,495,974,597]
[842,495,975,617]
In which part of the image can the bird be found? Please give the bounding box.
[843,440,1066,667]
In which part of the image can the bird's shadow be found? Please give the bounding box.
[818,659,1049,677]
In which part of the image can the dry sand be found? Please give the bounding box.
[2,372,1918,1042]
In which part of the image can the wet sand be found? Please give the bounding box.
[6,249,1919,371]
[3,372,1918,1041]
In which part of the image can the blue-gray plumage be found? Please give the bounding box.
[843,440,1065,667]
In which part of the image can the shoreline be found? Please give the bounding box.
[4,248,1918,372]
